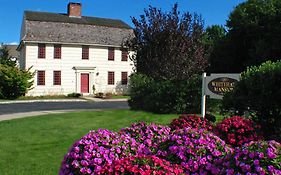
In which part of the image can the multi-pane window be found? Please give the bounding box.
[108,71,115,85]
[53,71,61,85]
[108,47,115,61]
[37,70,45,85]
[121,72,128,85]
[38,44,46,58]
[121,49,128,61]
[82,45,89,59]
[54,45,61,59]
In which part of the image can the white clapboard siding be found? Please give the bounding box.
[22,43,134,96]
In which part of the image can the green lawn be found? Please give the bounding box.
[0,109,178,175]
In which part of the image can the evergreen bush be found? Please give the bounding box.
[0,65,33,99]
[222,60,281,141]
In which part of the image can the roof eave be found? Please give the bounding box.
[16,41,24,51]
[21,40,127,48]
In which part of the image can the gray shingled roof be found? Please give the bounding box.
[21,11,134,46]
[4,45,19,59]
[25,11,132,29]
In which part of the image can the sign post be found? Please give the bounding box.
[201,73,240,117]
[201,73,207,118]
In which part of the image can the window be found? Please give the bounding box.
[37,70,45,85]
[53,71,61,85]
[82,46,89,59]
[108,71,115,85]
[54,45,61,59]
[121,49,128,61]
[121,72,128,85]
[108,47,115,61]
[38,44,46,58]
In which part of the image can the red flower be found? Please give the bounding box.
[100,155,184,174]
[215,116,263,147]
[170,114,214,131]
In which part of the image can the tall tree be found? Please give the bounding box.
[126,4,208,80]
[203,25,227,72]
[212,0,281,73]
[205,25,226,46]
[0,45,16,67]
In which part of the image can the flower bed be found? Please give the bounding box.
[59,129,141,175]
[170,114,214,131]
[120,122,171,154]
[217,140,281,174]
[101,155,184,174]
[215,116,263,147]
[157,127,233,174]
[60,115,280,175]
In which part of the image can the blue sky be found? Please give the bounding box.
[0,0,245,44]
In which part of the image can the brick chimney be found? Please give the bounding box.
[67,2,82,18]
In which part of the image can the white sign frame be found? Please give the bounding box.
[205,73,240,99]
[201,73,240,117]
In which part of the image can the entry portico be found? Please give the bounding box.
[73,66,95,94]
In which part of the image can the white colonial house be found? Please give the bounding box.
[18,2,134,96]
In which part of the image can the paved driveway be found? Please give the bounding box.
[0,101,129,115]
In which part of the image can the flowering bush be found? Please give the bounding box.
[215,116,263,147]
[101,155,184,174]
[59,129,141,175]
[60,119,277,175]
[170,114,214,131]
[217,140,281,174]
[120,122,171,154]
[157,127,233,174]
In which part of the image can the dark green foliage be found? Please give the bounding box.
[203,25,228,73]
[210,0,281,73]
[0,65,33,99]
[205,25,226,43]
[128,73,201,114]
[222,60,281,141]
[126,4,207,80]
[0,45,16,67]
[67,93,82,98]
[203,25,226,55]
[205,113,216,123]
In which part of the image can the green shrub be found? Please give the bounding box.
[67,93,82,98]
[0,65,33,99]
[95,92,104,98]
[222,60,281,141]
[128,73,201,114]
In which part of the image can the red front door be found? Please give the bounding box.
[81,73,89,93]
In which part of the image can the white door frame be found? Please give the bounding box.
[73,66,96,95]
